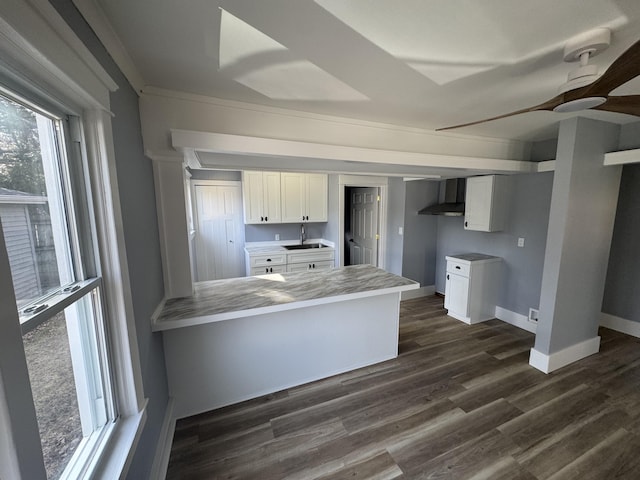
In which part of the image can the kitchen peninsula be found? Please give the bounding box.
[153,265,418,418]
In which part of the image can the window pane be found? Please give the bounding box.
[0,95,73,308]
[22,311,83,479]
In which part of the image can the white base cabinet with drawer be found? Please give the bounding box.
[245,244,335,276]
[245,252,286,276]
[444,254,502,324]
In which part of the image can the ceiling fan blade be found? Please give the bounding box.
[583,39,640,96]
[436,95,563,131]
[593,95,640,117]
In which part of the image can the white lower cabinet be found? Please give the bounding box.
[444,254,501,324]
[286,260,334,273]
[250,265,287,275]
[245,245,334,276]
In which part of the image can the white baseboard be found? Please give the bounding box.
[601,313,640,338]
[529,336,601,374]
[401,285,435,301]
[494,306,537,334]
[149,397,176,480]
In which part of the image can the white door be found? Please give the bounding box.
[349,187,379,266]
[194,184,245,281]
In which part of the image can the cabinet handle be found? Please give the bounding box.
[270,267,273,273]
[265,216,268,222]
[265,268,268,273]
[455,266,461,270]
[313,263,315,268]
[302,216,305,221]
[447,274,450,280]
[464,221,468,227]
[261,216,264,221]
[266,258,271,262]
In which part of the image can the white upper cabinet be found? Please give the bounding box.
[280,172,328,223]
[242,171,282,224]
[464,175,509,232]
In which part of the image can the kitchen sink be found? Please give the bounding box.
[283,243,326,250]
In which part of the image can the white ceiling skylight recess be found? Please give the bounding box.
[218,8,368,101]
[314,0,627,85]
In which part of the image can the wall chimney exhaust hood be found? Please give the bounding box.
[418,178,465,216]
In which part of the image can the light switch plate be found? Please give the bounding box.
[398,227,403,235]
[517,237,525,247]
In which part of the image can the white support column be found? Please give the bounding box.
[150,154,193,299]
[531,117,622,373]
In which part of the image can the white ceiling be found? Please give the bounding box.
[94,0,640,142]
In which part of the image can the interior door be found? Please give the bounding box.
[194,184,245,281]
[349,187,379,266]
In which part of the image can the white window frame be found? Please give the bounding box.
[0,1,146,479]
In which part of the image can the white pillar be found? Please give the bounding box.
[151,155,193,299]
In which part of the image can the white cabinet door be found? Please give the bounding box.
[262,171,281,223]
[242,171,265,224]
[281,172,306,222]
[242,171,282,224]
[445,272,469,318]
[464,175,508,232]
[464,176,493,231]
[306,173,328,222]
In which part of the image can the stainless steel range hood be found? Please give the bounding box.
[418,178,465,216]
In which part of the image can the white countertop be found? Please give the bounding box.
[153,264,418,331]
[244,239,335,255]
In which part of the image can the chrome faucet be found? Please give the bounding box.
[300,223,306,245]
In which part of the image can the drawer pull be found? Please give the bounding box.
[455,266,461,269]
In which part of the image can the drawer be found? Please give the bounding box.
[446,260,470,277]
[249,253,286,267]
[250,265,287,275]
[286,249,335,264]
[286,260,334,273]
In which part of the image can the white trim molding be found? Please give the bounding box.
[72,0,146,93]
[149,398,176,480]
[494,306,537,334]
[172,130,537,174]
[603,148,640,166]
[601,313,640,338]
[529,336,601,374]
[401,285,436,301]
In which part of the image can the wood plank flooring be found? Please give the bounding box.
[166,296,640,479]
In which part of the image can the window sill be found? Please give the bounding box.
[88,399,148,480]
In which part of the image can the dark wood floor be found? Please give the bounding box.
[166,296,640,479]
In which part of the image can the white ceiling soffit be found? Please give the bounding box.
[219,8,368,101]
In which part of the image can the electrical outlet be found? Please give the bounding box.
[275,234,280,241]
[517,237,525,248]
[398,227,403,235]
[528,308,539,323]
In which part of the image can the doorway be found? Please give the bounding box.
[338,175,388,268]
[192,181,245,281]
[345,187,380,266]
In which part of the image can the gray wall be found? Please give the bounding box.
[245,223,326,242]
[602,120,640,322]
[435,172,553,316]
[189,169,241,181]
[402,180,439,286]
[49,2,168,479]
[385,178,405,275]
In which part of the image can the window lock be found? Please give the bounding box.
[23,304,48,315]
